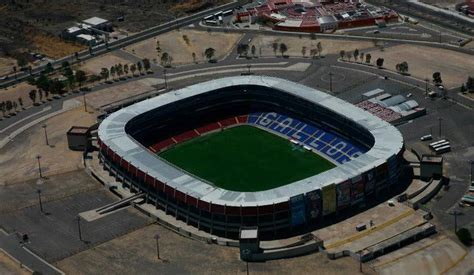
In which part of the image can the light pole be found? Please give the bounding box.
[450,210,462,233]
[77,216,83,242]
[329,72,333,92]
[37,189,44,213]
[163,69,168,90]
[83,90,88,112]
[36,155,43,178]
[425,78,429,96]
[154,233,160,260]
[438,117,443,137]
[246,261,249,275]
[42,124,49,146]
[247,64,251,74]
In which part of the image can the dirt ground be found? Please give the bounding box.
[56,224,374,275]
[419,0,464,9]
[0,82,36,111]
[367,44,474,88]
[0,106,97,184]
[27,33,86,60]
[85,79,158,109]
[124,29,243,66]
[0,57,15,77]
[249,35,375,58]
[80,53,134,75]
[0,251,31,275]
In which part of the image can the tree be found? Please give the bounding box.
[44,89,49,99]
[142,58,151,72]
[376,58,384,68]
[38,89,43,101]
[0,102,5,117]
[156,40,161,53]
[75,52,79,60]
[13,66,17,79]
[192,52,197,63]
[360,52,365,63]
[272,42,279,56]
[116,64,123,79]
[182,35,190,45]
[279,43,288,57]
[124,64,129,76]
[12,101,17,112]
[130,64,137,76]
[353,49,360,62]
[49,79,65,95]
[5,101,12,114]
[466,76,474,92]
[340,50,345,60]
[61,61,70,70]
[17,56,28,68]
[301,46,307,57]
[251,45,256,57]
[137,61,143,73]
[18,97,23,109]
[366,53,372,64]
[433,72,442,84]
[204,48,216,62]
[396,61,409,74]
[160,53,172,67]
[317,42,323,57]
[35,74,50,92]
[237,44,249,57]
[44,62,53,73]
[75,70,87,87]
[310,49,317,59]
[29,90,37,104]
[346,52,352,62]
[100,68,110,82]
[110,66,116,80]
[460,84,467,93]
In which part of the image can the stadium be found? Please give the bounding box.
[97,76,404,239]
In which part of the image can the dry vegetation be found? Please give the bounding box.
[367,44,474,88]
[249,35,375,57]
[0,57,15,76]
[27,33,86,60]
[125,29,242,65]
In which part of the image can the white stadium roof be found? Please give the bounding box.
[98,76,404,207]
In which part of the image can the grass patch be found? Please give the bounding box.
[159,125,335,192]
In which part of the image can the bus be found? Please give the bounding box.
[434,145,451,154]
[429,139,448,149]
[223,9,234,16]
[205,20,218,26]
[203,15,214,21]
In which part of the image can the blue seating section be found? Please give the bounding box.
[248,112,366,164]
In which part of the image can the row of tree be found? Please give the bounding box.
[100,59,152,82]
[0,98,22,117]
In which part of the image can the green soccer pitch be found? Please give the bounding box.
[159,125,336,192]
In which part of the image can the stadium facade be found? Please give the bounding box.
[97,76,404,239]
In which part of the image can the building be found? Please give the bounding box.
[76,34,97,46]
[67,126,90,151]
[97,76,404,239]
[82,17,112,32]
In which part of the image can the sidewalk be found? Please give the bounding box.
[0,230,64,275]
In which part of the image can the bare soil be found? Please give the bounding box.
[80,53,133,75]
[0,82,37,111]
[249,35,376,57]
[0,1,230,60]
[368,44,474,88]
[56,224,374,275]
[125,29,243,66]
[0,251,31,275]
[0,106,97,184]
[0,57,15,77]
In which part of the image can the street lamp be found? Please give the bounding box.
[37,189,44,213]
[83,90,88,112]
[328,72,334,92]
[438,117,443,137]
[449,209,462,233]
[77,216,83,241]
[42,124,49,146]
[154,233,161,260]
[36,155,43,178]
[163,69,168,90]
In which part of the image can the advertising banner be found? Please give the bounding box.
[337,180,351,209]
[351,175,365,205]
[365,169,376,194]
[322,184,337,216]
[290,194,306,226]
[305,189,322,221]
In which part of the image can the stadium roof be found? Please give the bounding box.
[98,76,404,207]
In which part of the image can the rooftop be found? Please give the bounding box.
[98,76,404,207]
[83,16,108,26]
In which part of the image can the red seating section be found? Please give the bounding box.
[149,116,250,153]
